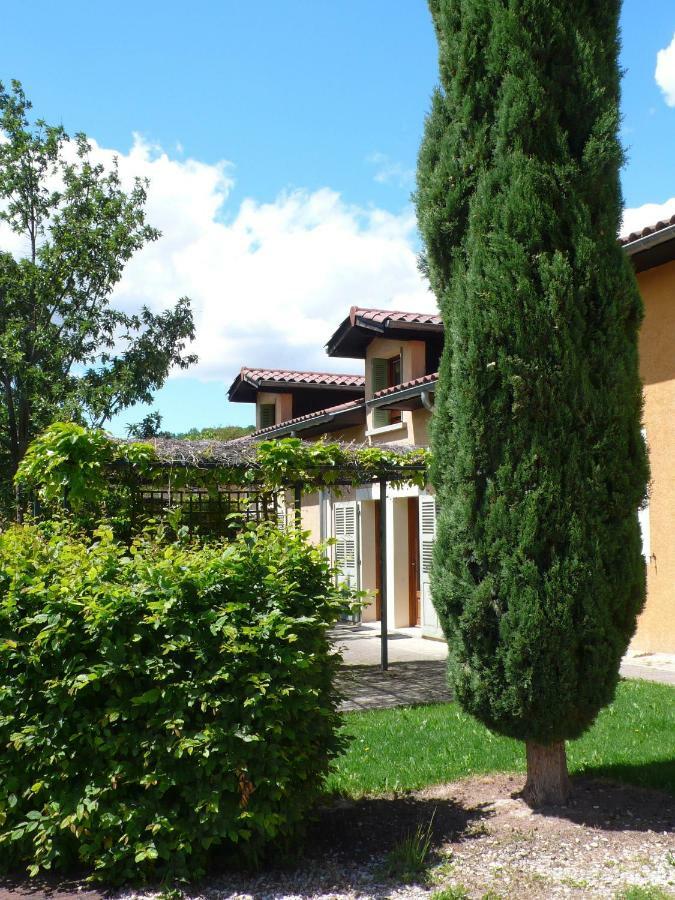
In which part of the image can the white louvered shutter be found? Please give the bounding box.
[371,358,391,429]
[276,494,289,530]
[334,501,359,591]
[419,496,442,636]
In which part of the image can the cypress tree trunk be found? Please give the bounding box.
[523,741,571,807]
[416,0,649,807]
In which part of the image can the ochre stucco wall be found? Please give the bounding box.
[632,259,675,653]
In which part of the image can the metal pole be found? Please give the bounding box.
[379,475,388,671]
[294,483,302,528]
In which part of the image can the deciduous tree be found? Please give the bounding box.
[0,81,196,509]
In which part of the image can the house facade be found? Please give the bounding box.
[228,216,675,651]
[622,214,675,653]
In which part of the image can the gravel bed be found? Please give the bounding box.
[2,775,673,900]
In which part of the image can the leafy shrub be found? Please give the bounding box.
[0,520,349,883]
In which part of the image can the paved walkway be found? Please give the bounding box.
[332,621,448,666]
[333,622,675,712]
[336,660,450,711]
[621,650,675,685]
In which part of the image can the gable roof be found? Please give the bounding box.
[326,306,443,359]
[228,366,365,403]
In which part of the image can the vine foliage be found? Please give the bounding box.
[15,423,430,532]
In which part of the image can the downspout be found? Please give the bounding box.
[421,390,435,412]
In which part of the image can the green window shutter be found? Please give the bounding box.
[259,402,276,429]
[371,358,391,428]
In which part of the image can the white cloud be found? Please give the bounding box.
[0,130,432,393]
[621,197,675,239]
[655,32,675,107]
[367,152,415,189]
[84,136,432,383]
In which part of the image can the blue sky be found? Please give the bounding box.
[3,1,675,434]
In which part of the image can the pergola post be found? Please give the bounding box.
[293,483,302,528]
[379,475,388,671]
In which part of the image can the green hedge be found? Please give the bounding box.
[0,521,349,883]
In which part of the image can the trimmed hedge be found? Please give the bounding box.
[0,521,349,883]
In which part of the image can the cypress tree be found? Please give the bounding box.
[416,0,649,805]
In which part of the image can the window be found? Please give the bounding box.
[371,354,403,429]
[259,402,276,429]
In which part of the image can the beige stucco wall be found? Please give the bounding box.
[329,424,367,443]
[299,491,321,544]
[409,408,431,447]
[632,259,675,653]
[359,500,379,622]
[256,391,292,429]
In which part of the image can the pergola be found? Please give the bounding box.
[125,435,429,671]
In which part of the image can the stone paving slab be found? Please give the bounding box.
[331,621,448,666]
[336,659,451,711]
[619,661,675,685]
[333,622,675,690]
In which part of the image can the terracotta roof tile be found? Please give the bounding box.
[350,307,442,327]
[373,372,439,400]
[253,398,365,436]
[240,367,365,388]
[619,213,675,246]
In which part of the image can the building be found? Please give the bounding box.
[621,213,675,653]
[228,214,675,651]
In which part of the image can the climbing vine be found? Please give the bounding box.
[15,423,430,530]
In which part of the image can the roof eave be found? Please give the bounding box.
[624,225,675,274]
[368,379,439,410]
[256,379,364,394]
[227,376,256,404]
[623,224,675,256]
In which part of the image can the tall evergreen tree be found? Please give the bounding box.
[416,0,648,805]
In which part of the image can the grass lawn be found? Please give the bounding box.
[327,678,675,797]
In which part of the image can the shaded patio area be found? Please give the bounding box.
[332,621,675,712]
[336,658,451,711]
[332,620,448,666]
[333,621,450,711]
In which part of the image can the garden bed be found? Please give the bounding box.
[1,681,672,898]
[1,773,673,899]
